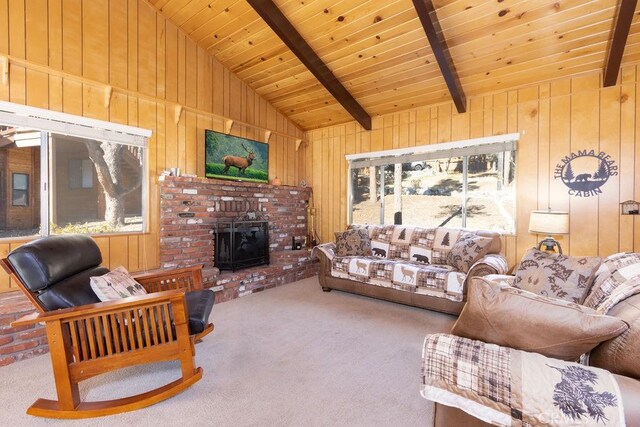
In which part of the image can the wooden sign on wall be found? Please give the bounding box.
[553,150,618,197]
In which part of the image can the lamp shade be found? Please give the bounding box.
[529,210,569,235]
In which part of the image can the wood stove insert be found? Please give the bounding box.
[214,212,270,272]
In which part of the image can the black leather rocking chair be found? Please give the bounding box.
[1,234,214,419]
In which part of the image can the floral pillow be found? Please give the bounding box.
[334,228,372,257]
[514,248,602,304]
[446,234,493,273]
[90,266,147,302]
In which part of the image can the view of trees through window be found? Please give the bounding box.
[0,125,145,239]
[350,149,516,234]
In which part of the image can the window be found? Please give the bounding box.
[0,101,150,239]
[12,173,28,206]
[68,159,94,189]
[347,134,518,234]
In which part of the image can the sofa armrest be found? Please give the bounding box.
[421,333,627,426]
[313,242,336,258]
[312,243,336,287]
[466,254,509,282]
[482,274,516,287]
[312,242,336,262]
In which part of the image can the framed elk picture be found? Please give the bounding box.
[204,129,269,183]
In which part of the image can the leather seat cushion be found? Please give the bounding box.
[185,289,214,334]
[38,266,108,310]
[8,234,102,292]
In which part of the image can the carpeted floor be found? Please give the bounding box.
[1,276,456,426]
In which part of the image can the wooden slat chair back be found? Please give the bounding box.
[1,235,214,419]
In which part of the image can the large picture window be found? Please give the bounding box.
[0,101,150,239]
[347,134,518,234]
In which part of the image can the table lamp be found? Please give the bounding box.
[528,210,569,254]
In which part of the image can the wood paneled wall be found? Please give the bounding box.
[305,67,640,269]
[0,0,307,292]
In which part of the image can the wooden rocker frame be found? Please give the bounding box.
[2,262,213,419]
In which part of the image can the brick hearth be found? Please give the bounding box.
[160,176,319,302]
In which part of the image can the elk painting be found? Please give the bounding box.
[222,143,256,175]
[205,129,269,183]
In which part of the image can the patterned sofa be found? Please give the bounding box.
[422,252,640,426]
[314,225,508,315]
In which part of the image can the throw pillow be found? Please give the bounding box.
[446,234,493,273]
[514,248,601,303]
[90,266,147,301]
[452,278,629,361]
[334,228,372,257]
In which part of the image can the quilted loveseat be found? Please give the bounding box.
[314,225,508,315]
[421,251,640,426]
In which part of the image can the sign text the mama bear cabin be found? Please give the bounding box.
[554,150,617,197]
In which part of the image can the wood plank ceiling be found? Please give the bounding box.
[149,0,640,130]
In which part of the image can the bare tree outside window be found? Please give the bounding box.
[84,140,143,228]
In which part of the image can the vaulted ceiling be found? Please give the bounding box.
[149,0,640,130]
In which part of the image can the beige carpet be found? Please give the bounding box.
[1,276,456,426]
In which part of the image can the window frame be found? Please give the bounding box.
[346,134,518,234]
[0,101,151,239]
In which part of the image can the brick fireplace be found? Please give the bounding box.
[159,176,318,302]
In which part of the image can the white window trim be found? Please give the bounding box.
[346,133,519,168]
[0,100,151,147]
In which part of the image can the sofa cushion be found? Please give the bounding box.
[334,228,371,257]
[330,256,465,302]
[514,248,601,303]
[452,278,628,361]
[447,234,493,273]
[368,225,395,258]
[584,252,640,309]
[90,266,147,301]
[387,226,417,260]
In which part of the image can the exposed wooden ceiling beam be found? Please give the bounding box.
[603,0,638,87]
[246,0,372,130]
[412,0,466,113]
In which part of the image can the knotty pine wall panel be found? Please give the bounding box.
[305,67,640,269]
[0,0,305,292]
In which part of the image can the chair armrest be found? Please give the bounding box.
[13,289,194,377]
[133,265,204,292]
[12,289,187,327]
[466,254,509,281]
